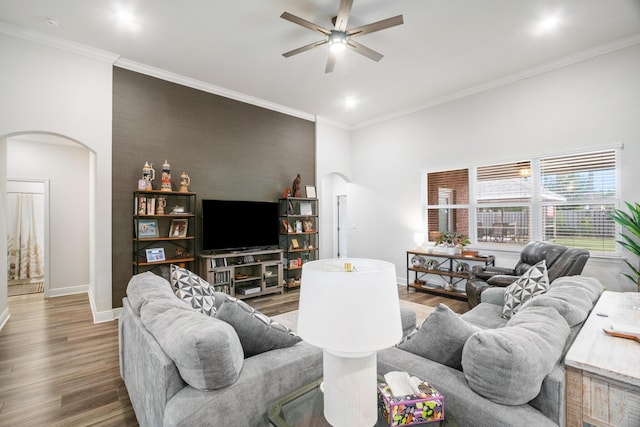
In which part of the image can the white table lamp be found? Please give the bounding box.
[298,258,402,427]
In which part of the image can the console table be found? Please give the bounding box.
[565,291,640,427]
[406,250,494,300]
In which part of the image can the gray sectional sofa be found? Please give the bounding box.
[377,275,604,427]
[119,272,323,427]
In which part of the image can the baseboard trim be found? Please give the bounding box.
[0,307,10,331]
[47,284,90,297]
[87,287,120,323]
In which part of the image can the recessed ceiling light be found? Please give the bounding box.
[532,13,562,36]
[113,4,139,31]
[344,96,357,109]
[44,17,59,27]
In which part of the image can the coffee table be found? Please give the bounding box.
[268,377,458,426]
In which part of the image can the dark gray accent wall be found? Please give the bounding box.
[112,67,315,307]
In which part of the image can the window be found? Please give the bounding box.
[425,169,468,241]
[424,147,619,253]
[476,161,531,245]
[540,150,617,252]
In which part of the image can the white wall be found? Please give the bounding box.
[0,33,114,321]
[0,138,7,329]
[316,117,352,259]
[346,43,640,292]
[7,138,90,294]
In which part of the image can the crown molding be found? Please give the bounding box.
[0,20,314,123]
[0,20,119,63]
[354,32,640,130]
[114,58,316,123]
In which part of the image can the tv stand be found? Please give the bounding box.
[199,249,283,299]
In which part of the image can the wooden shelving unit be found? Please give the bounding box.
[199,249,284,299]
[406,250,495,300]
[133,190,197,274]
[279,197,319,290]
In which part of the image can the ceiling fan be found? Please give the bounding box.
[280,0,403,73]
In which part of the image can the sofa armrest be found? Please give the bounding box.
[480,287,507,305]
[471,265,517,280]
[486,274,519,287]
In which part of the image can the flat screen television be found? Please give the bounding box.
[202,199,279,252]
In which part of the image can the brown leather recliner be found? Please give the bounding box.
[466,241,590,308]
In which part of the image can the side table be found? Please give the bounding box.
[565,291,640,427]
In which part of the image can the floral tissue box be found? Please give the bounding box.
[377,380,445,426]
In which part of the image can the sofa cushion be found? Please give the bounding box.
[520,285,592,327]
[126,271,184,315]
[462,305,570,405]
[140,300,244,391]
[398,303,480,370]
[171,264,217,316]
[551,276,604,303]
[215,298,301,358]
[502,260,549,319]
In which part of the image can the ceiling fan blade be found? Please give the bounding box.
[334,0,353,31]
[283,40,328,58]
[347,15,404,37]
[325,52,337,73]
[280,12,331,35]
[347,40,384,62]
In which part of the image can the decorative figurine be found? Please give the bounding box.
[292,174,302,197]
[179,172,191,192]
[157,197,166,215]
[161,160,172,192]
[142,162,155,190]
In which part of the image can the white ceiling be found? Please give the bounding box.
[2,0,640,127]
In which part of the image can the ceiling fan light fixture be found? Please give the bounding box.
[328,31,348,53]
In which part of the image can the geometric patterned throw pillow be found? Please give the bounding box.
[502,260,550,319]
[171,264,217,316]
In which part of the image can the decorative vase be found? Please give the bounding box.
[142,162,155,190]
[179,172,191,192]
[161,160,172,192]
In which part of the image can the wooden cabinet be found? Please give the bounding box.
[133,190,196,274]
[199,249,283,299]
[278,197,319,290]
[406,250,495,300]
[565,291,640,427]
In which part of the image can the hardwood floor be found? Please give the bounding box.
[0,286,468,426]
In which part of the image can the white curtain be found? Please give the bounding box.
[7,194,44,282]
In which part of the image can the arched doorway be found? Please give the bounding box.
[320,172,352,259]
[3,132,93,300]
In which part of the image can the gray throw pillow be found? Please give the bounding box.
[551,276,604,303]
[462,305,570,405]
[520,285,592,327]
[171,264,217,316]
[215,299,301,357]
[397,304,479,370]
[502,260,549,319]
[126,271,181,315]
[140,300,244,391]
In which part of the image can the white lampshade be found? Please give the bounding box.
[414,232,425,246]
[298,258,402,426]
[298,258,402,354]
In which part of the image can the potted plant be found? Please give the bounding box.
[608,201,640,292]
[434,232,470,255]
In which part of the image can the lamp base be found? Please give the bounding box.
[323,349,377,427]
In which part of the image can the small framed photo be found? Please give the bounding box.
[291,238,300,249]
[305,185,316,198]
[303,220,314,232]
[137,219,159,238]
[281,219,293,233]
[169,219,188,237]
[145,247,166,263]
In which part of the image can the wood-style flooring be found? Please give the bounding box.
[0,286,468,426]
